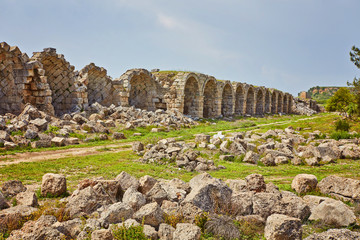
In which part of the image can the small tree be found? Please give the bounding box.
[348,46,360,115]
[326,87,355,117]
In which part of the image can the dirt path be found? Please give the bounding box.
[0,142,131,166]
[0,116,318,167]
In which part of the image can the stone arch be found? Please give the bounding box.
[221,82,233,116]
[255,89,264,116]
[264,89,271,114]
[31,48,83,116]
[183,75,201,117]
[283,95,288,113]
[119,69,158,111]
[203,78,218,118]
[287,95,292,113]
[271,91,277,114]
[277,92,283,113]
[245,86,255,115]
[235,84,245,115]
[78,63,119,107]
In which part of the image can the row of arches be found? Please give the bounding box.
[180,75,293,118]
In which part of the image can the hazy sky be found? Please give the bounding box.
[2,0,360,95]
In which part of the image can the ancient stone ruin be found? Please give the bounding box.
[0,42,319,117]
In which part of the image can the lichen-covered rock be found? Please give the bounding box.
[304,229,360,240]
[41,173,66,197]
[318,175,360,201]
[15,191,38,207]
[91,229,113,240]
[308,200,356,227]
[158,223,175,240]
[291,174,318,194]
[99,202,134,225]
[143,225,157,240]
[1,180,27,198]
[115,171,140,190]
[243,151,259,164]
[122,186,146,211]
[264,214,302,240]
[133,202,164,227]
[245,174,266,192]
[139,175,158,194]
[173,223,201,240]
[0,191,9,209]
[183,173,232,213]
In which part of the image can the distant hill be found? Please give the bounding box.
[299,86,347,104]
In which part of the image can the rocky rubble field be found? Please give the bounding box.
[0,172,360,239]
[0,103,196,150]
[133,125,360,173]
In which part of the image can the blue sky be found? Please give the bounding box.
[2,0,359,95]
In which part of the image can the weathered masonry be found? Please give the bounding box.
[0,42,314,117]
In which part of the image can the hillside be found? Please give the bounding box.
[300,86,347,104]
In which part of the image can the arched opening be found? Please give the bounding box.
[235,85,244,115]
[183,76,200,117]
[283,95,288,113]
[271,92,277,114]
[287,97,292,113]
[203,79,218,118]
[221,84,233,116]
[264,90,271,114]
[129,73,157,111]
[245,87,255,115]
[255,90,264,116]
[277,94,283,113]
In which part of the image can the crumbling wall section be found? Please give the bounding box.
[31,48,85,116]
[78,63,119,107]
[0,42,54,115]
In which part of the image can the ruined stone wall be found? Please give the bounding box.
[78,63,119,107]
[0,42,54,115]
[0,41,309,119]
[31,48,85,116]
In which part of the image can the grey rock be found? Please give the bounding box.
[264,214,302,240]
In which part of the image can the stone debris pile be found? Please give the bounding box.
[0,172,359,239]
[0,103,196,150]
[135,138,225,172]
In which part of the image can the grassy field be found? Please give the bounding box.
[1,112,360,239]
[1,112,360,193]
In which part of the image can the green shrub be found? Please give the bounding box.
[44,125,60,134]
[11,130,23,136]
[334,119,350,132]
[330,131,352,140]
[112,223,148,240]
[195,212,209,234]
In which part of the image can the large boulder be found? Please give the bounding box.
[15,191,38,207]
[122,186,146,211]
[230,192,253,216]
[7,215,64,240]
[243,151,260,164]
[1,180,27,198]
[183,173,232,213]
[173,223,201,240]
[304,229,360,240]
[115,171,140,191]
[133,202,164,228]
[318,175,360,201]
[245,174,266,192]
[99,202,134,225]
[66,184,114,218]
[41,173,67,197]
[158,223,175,240]
[139,175,158,194]
[0,191,9,209]
[264,214,302,240]
[308,199,356,227]
[291,174,318,194]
